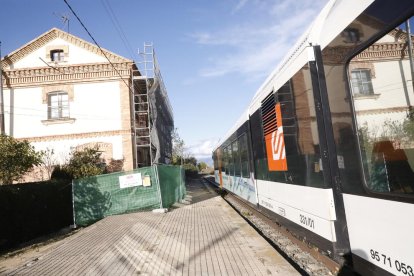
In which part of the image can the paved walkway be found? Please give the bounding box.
[3,179,298,275]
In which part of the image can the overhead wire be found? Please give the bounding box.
[99,0,136,60]
[6,0,152,125]
[62,0,133,93]
[3,104,141,122]
[39,57,66,74]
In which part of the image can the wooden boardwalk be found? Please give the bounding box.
[4,179,298,275]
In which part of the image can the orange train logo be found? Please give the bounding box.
[265,103,288,171]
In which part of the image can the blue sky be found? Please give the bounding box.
[0,0,328,164]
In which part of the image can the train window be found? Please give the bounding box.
[239,134,249,178]
[224,146,229,175]
[350,17,414,195]
[250,110,266,179]
[217,149,222,172]
[213,151,219,171]
[213,152,216,170]
[232,140,241,176]
[260,68,325,188]
[227,145,234,176]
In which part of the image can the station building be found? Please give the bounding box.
[0,28,173,181]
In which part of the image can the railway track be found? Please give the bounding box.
[202,177,348,276]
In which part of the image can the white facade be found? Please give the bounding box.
[1,28,135,179]
[350,31,414,139]
[3,82,123,138]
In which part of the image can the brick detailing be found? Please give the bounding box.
[3,62,133,88]
[1,28,131,69]
[42,84,74,103]
[16,130,131,143]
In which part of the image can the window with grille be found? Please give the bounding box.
[48,91,69,119]
[50,49,65,62]
[351,69,374,95]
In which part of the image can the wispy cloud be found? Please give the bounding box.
[231,0,249,14]
[186,138,220,160]
[190,0,328,79]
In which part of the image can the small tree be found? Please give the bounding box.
[66,146,105,179]
[40,148,58,180]
[172,128,185,165]
[0,135,43,185]
[183,163,199,177]
[185,156,197,167]
[197,162,208,171]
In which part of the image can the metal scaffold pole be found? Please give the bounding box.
[132,43,154,168]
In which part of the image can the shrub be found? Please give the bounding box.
[0,135,43,185]
[182,163,199,178]
[64,146,105,180]
[105,159,124,173]
[51,165,73,181]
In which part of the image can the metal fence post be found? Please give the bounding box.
[71,180,76,228]
[180,165,184,200]
[154,165,163,209]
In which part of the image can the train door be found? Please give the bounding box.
[320,1,414,274]
[343,15,414,276]
[213,148,223,188]
[218,148,223,188]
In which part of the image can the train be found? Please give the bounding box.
[212,0,414,275]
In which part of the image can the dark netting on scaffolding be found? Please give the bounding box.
[157,165,186,208]
[133,44,173,167]
[73,166,159,226]
[148,53,174,165]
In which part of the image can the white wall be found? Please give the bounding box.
[32,135,124,165]
[4,81,122,138]
[70,81,122,133]
[13,37,108,69]
[353,58,413,135]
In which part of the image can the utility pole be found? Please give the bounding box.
[0,41,5,135]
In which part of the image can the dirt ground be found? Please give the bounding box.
[0,227,80,273]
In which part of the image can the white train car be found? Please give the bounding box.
[213,0,414,274]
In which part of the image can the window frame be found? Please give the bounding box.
[232,139,241,177]
[50,49,65,62]
[350,68,374,96]
[239,133,250,178]
[346,18,414,200]
[47,91,70,120]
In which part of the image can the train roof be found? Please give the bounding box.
[214,0,374,151]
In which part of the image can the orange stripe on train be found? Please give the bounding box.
[265,102,288,171]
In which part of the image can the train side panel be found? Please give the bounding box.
[213,0,414,274]
[257,180,337,242]
[343,195,414,275]
[221,173,257,204]
[321,0,414,274]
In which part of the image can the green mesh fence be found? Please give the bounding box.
[73,165,186,227]
[157,165,186,208]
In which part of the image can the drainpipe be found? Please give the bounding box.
[0,41,5,135]
[406,20,414,103]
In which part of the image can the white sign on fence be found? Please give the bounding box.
[143,175,151,187]
[119,173,142,189]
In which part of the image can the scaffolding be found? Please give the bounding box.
[132,43,174,168]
